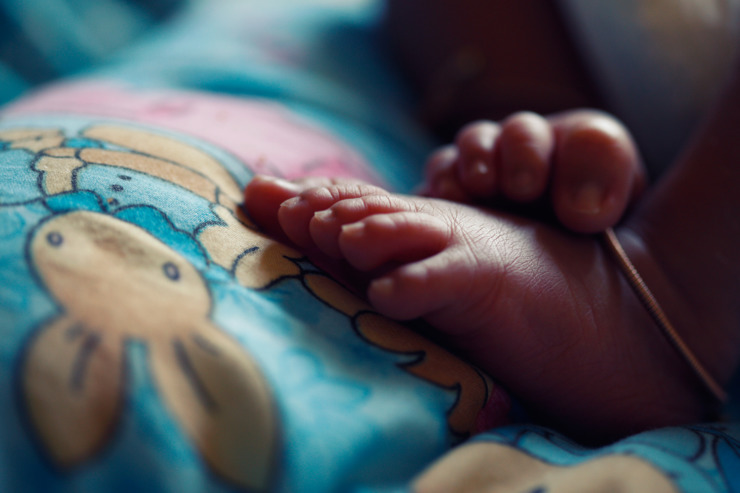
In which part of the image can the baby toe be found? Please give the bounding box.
[424,145,470,202]
[497,112,554,202]
[367,252,467,320]
[309,193,423,258]
[244,175,303,240]
[338,211,450,271]
[278,181,390,247]
[551,112,645,233]
[454,121,500,198]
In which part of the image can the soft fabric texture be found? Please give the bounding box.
[0,85,505,492]
[0,0,185,105]
[0,3,505,491]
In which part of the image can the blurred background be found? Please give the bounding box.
[0,0,185,105]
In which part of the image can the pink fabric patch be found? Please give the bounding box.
[4,80,383,184]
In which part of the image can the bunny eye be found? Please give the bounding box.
[46,232,63,247]
[163,262,180,281]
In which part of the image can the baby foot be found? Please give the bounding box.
[245,176,712,442]
[424,111,646,233]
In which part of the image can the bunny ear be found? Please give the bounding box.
[22,316,124,468]
[151,327,279,492]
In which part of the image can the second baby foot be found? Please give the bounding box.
[424,110,646,233]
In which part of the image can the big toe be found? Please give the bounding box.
[244,175,302,240]
[551,113,645,233]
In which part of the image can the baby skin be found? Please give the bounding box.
[245,110,718,442]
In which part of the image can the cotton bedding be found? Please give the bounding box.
[0,1,739,492]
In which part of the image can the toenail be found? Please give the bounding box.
[258,175,301,191]
[370,277,394,297]
[314,209,334,221]
[468,160,490,178]
[342,222,365,236]
[281,196,301,208]
[571,183,604,214]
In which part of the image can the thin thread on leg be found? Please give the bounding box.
[603,227,727,403]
